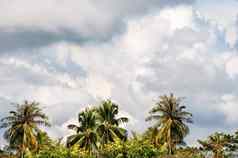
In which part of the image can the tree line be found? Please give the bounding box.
[0,93,238,158]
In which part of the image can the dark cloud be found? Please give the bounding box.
[95,0,195,15]
[0,0,195,52]
[194,112,228,128]
[0,29,98,53]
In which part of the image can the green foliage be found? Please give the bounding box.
[99,137,160,158]
[126,139,160,158]
[174,147,204,158]
[34,141,77,158]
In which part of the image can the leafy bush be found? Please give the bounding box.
[99,139,160,158]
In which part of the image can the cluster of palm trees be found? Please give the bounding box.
[66,100,128,155]
[0,93,237,158]
[0,100,129,157]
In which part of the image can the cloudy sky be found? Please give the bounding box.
[1,0,238,146]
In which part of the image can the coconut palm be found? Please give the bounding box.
[198,132,236,158]
[0,101,50,158]
[146,93,193,154]
[67,108,98,155]
[96,100,128,145]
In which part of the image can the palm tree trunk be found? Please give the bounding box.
[214,152,223,158]
[167,128,173,155]
[168,143,173,155]
[21,150,24,158]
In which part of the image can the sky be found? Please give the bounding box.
[1,0,238,146]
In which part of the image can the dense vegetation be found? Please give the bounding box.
[0,94,238,158]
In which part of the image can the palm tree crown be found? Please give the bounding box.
[146,93,193,154]
[96,100,129,145]
[67,108,98,155]
[0,101,50,157]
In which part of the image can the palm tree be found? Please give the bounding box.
[0,101,50,158]
[146,93,193,155]
[198,132,235,158]
[67,108,98,155]
[96,100,129,145]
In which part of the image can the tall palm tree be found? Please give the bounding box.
[198,132,235,158]
[0,101,50,158]
[146,93,193,155]
[96,100,129,145]
[67,108,98,155]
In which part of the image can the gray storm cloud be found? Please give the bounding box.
[0,0,195,52]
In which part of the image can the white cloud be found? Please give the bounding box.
[195,0,238,48]
[219,94,238,124]
[86,74,113,99]
[226,56,238,78]
[195,0,238,28]
[225,23,238,48]
[1,1,238,146]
